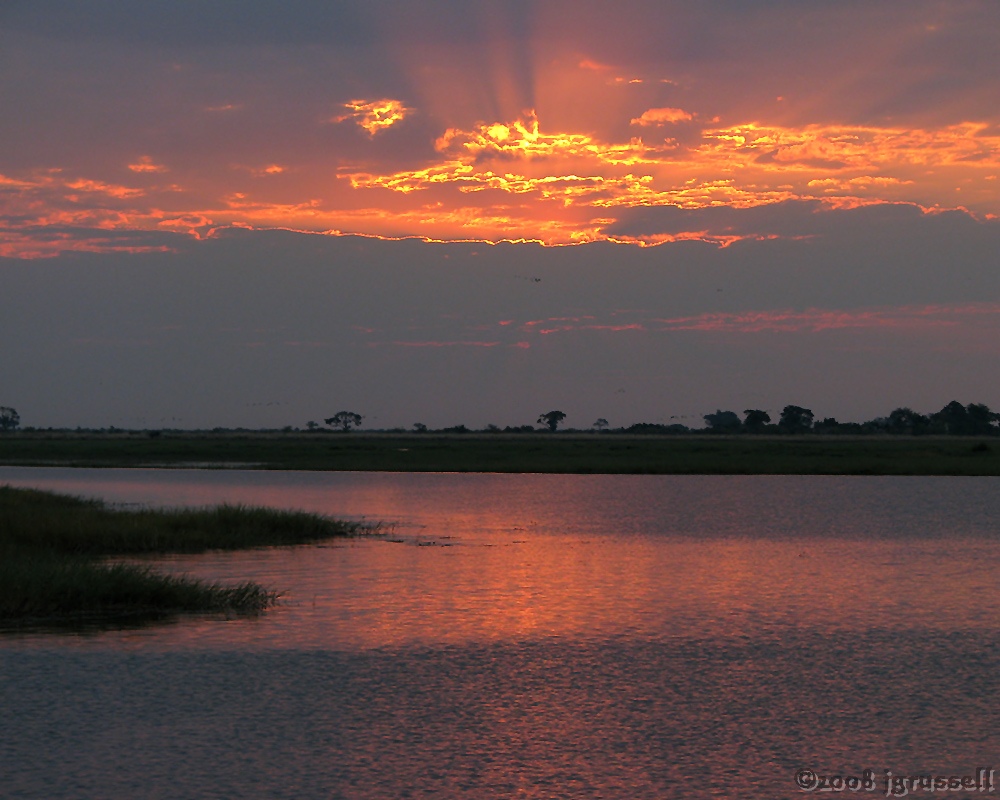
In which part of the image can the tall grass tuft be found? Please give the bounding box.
[0,485,370,556]
[0,549,275,622]
[0,485,373,628]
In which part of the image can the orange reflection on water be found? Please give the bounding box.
[5,470,1000,652]
[134,526,1000,652]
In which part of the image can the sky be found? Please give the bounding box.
[2,0,999,430]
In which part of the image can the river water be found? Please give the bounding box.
[1,468,998,799]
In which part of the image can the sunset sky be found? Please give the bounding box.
[2,0,999,429]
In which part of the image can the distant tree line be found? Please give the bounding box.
[698,401,1000,436]
[305,401,1000,436]
[403,401,1000,436]
[5,401,999,437]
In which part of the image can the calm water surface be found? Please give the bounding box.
[1,467,999,799]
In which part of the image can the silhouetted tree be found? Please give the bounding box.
[703,410,742,433]
[887,407,930,435]
[931,401,971,435]
[743,409,771,433]
[0,407,19,432]
[537,410,566,432]
[965,403,999,435]
[592,418,609,431]
[412,422,427,433]
[324,411,363,431]
[778,405,814,434]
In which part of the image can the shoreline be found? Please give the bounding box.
[2,431,1000,475]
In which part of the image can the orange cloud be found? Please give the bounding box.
[128,156,167,174]
[406,304,1000,350]
[578,58,615,72]
[433,112,650,166]
[65,179,145,199]
[240,164,286,178]
[157,214,215,234]
[386,340,501,348]
[335,99,412,135]
[365,304,1000,355]
[4,97,1000,255]
[536,322,645,334]
[0,226,173,259]
[807,176,915,193]
[0,173,40,188]
[631,108,694,126]
[699,121,1000,172]
[331,111,1000,243]
[653,304,1000,334]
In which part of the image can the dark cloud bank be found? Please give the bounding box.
[3,202,999,429]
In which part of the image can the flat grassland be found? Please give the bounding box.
[2,431,999,474]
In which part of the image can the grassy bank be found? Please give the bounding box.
[0,485,369,629]
[2,431,1000,474]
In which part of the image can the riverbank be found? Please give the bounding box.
[0,485,371,628]
[2,431,1000,474]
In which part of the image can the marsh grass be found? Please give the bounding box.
[0,549,275,625]
[0,485,370,555]
[0,485,372,628]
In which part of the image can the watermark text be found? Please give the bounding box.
[795,767,996,797]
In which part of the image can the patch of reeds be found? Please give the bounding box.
[0,485,372,628]
[0,485,370,555]
[0,548,275,624]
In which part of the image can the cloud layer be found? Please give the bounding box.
[2,1,999,426]
[3,208,999,428]
[2,0,999,256]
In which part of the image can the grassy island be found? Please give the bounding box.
[0,485,371,629]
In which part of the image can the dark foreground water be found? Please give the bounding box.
[1,469,999,799]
